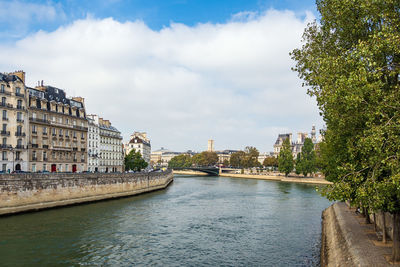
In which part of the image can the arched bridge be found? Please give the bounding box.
[173,167,220,176]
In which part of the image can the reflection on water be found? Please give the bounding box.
[0,175,331,266]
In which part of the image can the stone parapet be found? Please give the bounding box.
[0,170,173,215]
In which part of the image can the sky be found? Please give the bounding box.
[0,0,323,153]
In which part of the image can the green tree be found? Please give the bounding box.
[295,154,302,175]
[168,154,192,169]
[243,146,260,168]
[124,149,148,172]
[291,0,400,260]
[230,151,246,168]
[192,153,204,166]
[201,151,218,166]
[222,159,230,166]
[263,156,278,168]
[299,138,316,177]
[278,138,293,176]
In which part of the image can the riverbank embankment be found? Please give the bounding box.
[220,173,332,185]
[0,170,173,216]
[173,170,208,176]
[321,202,393,266]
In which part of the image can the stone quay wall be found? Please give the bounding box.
[0,170,173,215]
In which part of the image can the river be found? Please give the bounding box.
[0,175,332,266]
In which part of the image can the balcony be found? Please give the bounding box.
[43,132,48,136]
[29,117,50,124]
[15,145,25,149]
[81,148,86,152]
[0,144,12,149]
[0,103,13,109]
[73,159,77,162]
[2,117,8,121]
[73,147,78,151]
[0,90,11,96]
[31,131,37,135]
[31,144,39,148]
[15,132,26,137]
[17,118,24,123]
[73,125,88,131]
[43,157,48,161]
[81,159,85,162]
[32,157,37,161]
[15,92,24,98]
[43,145,49,149]
[1,131,10,136]
[16,106,25,110]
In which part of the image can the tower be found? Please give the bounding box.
[207,139,214,152]
[311,125,317,143]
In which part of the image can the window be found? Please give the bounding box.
[2,110,6,120]
[59,117,62,123]
[73,131,76,138]
[32,164,36,172]
[52,128,56,135]
[17,139,22,147]
[32,151,36,160]
[32,112,36,119]
[43,164,47,171]
[2,164,6,172]
[17,125,22,134]
[17,100,22,108]
[73,120,76,126]
[66,130,69,137]
[15,151,20,160]
[32,125,37,133]
[43,114,47,121]
[59,129,63,136]
[0,84,4,92]
[17,112,22,121]
[1,97,5,105]
[43,127,47,134]
[2,151,7,160]
[16,87,20,94]
[81,132,84,139]
[66,118,69,124]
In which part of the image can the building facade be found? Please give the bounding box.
[27,84,88,172]
[273,126,319,158]
[0,71,29,172]
[99,118,123,172]
[87,114,100,172]
[125,132,151,163]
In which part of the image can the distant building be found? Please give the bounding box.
[273,125,320,158]
[207,139,214,152]
[27,82,88,173]
[87,114,100,172]
[150,148,195,167]
[125,132,151,163]
[98,118,123,172]
[0,71,29,172]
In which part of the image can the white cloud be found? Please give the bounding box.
[0,9,323,152]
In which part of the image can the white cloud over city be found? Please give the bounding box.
[0,9,322,152]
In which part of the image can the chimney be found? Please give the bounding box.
[11,70,25,84]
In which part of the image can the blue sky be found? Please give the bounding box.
[0,0,322,152]
[1,0,317,41]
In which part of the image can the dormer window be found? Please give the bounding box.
[1,84,4,92]
[16,87,20,94]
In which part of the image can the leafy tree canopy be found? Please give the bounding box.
[125,149,148,172]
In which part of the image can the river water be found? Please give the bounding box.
[0,175,331,266]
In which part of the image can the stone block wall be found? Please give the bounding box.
[0,170,173,215]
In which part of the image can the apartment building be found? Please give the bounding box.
[27,84,88,172]
[124,132,151,163]
[0,71,29,172]
[87,114,100,172]
[99,118,123,172]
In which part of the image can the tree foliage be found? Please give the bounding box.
[291,0,400,260]
[229,147,261,168]
[124,149,148,172]
[168,154,192,169]
[278,138,294,176]
[263,156,278,168]
[298,138,316,177]
[191,151,218,166]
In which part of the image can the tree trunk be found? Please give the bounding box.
[373,213,377,232]
[364,207,371,224]
[392,212,400,262]
[382,211,387,244]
